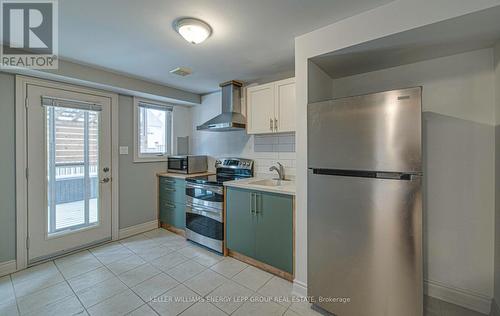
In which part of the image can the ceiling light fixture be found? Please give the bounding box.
[174,18,212,44]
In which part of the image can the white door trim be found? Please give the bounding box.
[15,75,119,270]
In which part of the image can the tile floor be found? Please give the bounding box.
[0,228,487,316]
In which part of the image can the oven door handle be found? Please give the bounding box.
[186,203,220,215]
[186,204,222,222]
[186,183,223,195]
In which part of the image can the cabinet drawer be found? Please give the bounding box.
[159,182,185,204]
[159,176,183,187]
[159,201,185,229]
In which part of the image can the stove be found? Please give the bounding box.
[185,158,253,253]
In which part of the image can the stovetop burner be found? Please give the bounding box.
[186,157,254,186]
[186,174,250,186]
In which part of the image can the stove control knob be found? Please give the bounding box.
[215,160,221,165]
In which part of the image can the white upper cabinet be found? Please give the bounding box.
[246,77,296,134]
[246,82,275,134]
[275,78,296,133]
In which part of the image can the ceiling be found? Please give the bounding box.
[59,0,392,94]
[311,5,500,79]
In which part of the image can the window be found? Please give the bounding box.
[134,98,172,162]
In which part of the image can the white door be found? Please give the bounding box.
[26,84,112,263]
[275,78,296,133]
[247,83,275,134]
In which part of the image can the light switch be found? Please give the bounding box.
[119,146,129,155]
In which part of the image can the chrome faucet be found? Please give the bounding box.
[269,162,285,180]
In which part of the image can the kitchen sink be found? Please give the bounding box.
[249,179,292,186]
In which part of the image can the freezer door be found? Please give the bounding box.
[308,87,422,173]
[307,170,422,316]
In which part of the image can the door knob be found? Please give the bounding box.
[100,177,110,183]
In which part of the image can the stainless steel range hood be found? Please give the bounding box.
[197,80,246,131]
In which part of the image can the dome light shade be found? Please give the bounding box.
[174,18,212,44]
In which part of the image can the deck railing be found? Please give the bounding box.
[55,162,98,204]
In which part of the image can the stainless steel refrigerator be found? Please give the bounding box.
[307,87,423,316]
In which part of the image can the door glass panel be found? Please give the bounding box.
[46,106,100,234]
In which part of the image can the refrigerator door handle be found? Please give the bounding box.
[310,168,422,181]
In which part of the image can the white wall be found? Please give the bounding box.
[331,49,496,125]
[172,105,192,155]
[294,0,500,311]
[307,61,332,103]
[190,91,296,176]
[328,49,495,308]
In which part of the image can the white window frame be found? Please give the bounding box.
[133,97,173,162]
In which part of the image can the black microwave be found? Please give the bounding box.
[167,155,207,174]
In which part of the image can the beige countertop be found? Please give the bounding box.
[156,172,215,179]
[224,177,296,196]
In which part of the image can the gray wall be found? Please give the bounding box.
[118,95,166,229]
[0,72,195,262]
[0,72,16,262]
[118,95,192,229]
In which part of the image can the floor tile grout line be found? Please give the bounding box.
[52,259,90,315]
[55,251,106,281]
[9,273,21,316]
[147,282,199,316]
[74,249,143,311]
[8,229,298,316]
[254,273,275,293]
[122,272,163,316]
[104,231,196,315]
[124,302,161,316]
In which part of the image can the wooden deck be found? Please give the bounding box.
[55,198,98,230]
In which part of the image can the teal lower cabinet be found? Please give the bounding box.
[226,187,293,274]
[159,200,185,229]
[159,176,186,229]
[226,188,256,258]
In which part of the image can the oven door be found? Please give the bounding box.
[186,183,223,210]
[168,157,187,173]
[185,203,223,252]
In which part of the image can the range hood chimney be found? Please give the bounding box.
[196,80,246,131]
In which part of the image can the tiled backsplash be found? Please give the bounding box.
[254,133,295,152]
[250,133,295,176]
[199,133,296,178]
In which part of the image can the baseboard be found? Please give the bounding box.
[228,250,293,282]
[292,279,308,297]
[491,299,500,316]
[425,279,492,315]
[0,260,17,277]
[118,220,159,239]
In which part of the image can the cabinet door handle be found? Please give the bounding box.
[274,118,278,131]
[164,202,175,209]
[250,193,255,214]
[255,194,261,214]
[163,188,176,192]
[269,118,273,131]
[163,180,175,184]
